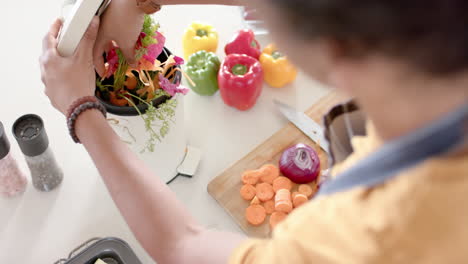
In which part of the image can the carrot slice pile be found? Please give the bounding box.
[273,176,292,192]
[241,163,318,230]
[269,211,287,229]
[256,183,275,202]
[293,193,308,208]
[240,184,256,201]
[250,196,261,205]
[263,200,275,214]
[298,184,314,198]
[245,204,266,226]
[242,170,261,185]
[275,189,293,213]
[260,164,280,184]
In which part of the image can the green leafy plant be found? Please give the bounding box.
[95,15,188,152]
[113,50,129,91]
[124,91,177,153]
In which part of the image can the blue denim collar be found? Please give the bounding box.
[317,104,468,197]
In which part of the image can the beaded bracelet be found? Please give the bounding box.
[66,96,98,120]
[67,100,107,144]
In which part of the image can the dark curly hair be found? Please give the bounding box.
[273,0,468,75]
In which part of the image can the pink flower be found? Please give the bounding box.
[158,73,189,96]
[136,32,146,49]
[139,59,156,71]
[174,56,184,65]
[106,48,119,78]
[143,32,166,64]
[155,31,166,48]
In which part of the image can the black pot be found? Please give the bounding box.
[96,47,182,116]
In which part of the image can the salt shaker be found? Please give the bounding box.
[13,114,63,192]
[0,121,27,197]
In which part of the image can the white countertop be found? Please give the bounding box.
[0,3,329,263]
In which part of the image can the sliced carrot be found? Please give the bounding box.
[264,200,275,214]
[275,189,293,213]
[124,73,138,90]
[310,182,319,196]
[275,189,291,202]
[242,170,261,185]
[245,204,266,226]
[250,196,261,205]
[256,183,275,202]
[291,191,300,200]
[260,164,280,184]
[293,193,309,208]
[269,211,287,229]
[275,200,293,213]
[273,176,292,192]
[240,184,256,201]
[109,92,129,106]
[298,184,314,198]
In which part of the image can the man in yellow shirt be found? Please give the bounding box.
[231,122,468,263]
[38,0,467,263]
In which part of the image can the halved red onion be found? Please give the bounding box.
[279,143,320,184]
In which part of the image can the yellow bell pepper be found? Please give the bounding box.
[259,44,297,88]
[182,22,219,59]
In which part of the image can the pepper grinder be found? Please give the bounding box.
[0,121,27,197]
[13,114,63,192]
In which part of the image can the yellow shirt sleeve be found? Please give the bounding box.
[230,121,384,264]
[229,119,468,264]
[230,151,468,264]
[229,191,383,264]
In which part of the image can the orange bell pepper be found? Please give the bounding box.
[259,44,297,88]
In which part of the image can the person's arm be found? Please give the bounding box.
[163,0,239,5]
[41,18,245,264]
[161,0,239,4]
[76,110,245,263]
[94,0,242,76]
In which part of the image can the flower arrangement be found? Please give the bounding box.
[96,15,190,152]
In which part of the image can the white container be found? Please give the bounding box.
[107,95,186,184]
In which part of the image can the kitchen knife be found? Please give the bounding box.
[274,100,330,154]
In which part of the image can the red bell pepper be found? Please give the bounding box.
[225,29,261,59]
[218,54,263,111]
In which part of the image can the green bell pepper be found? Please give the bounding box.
[186,50,221,96]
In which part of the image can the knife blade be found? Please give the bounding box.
[274,100,329,154]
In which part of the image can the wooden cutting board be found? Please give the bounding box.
[207,91,348,238]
